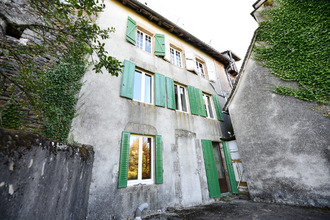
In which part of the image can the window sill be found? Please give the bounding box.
[127,180,154,187]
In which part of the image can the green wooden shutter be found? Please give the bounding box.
[120,60,135,99]
[154,73,166,107]
[118,131,130,188]
[201,139,221,198]
[196,88,206,117]
[126,16,136,44]
[223,141,238,194]
[155,135,163,184]
[166,77,176,110]
[212,94,224,121]
[188,86,199,115]
[155,34,165,56]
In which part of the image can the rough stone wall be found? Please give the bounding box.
[228,54,330,207]
[0,128,94,220]
[0,0,56,131]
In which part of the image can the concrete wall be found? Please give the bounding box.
[70,0,232,219]
[228,54,330,207]
[0,128,94,220]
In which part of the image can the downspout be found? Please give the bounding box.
[134,203,149,220]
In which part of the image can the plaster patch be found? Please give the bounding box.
[41,161,46,176]
[9,184,14,195]
[28,159,33,168]
[9,162,14,171]
[0,182,5,187]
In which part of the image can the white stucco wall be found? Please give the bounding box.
[71,1,232,218]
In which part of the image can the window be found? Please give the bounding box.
[203,94,215,119]
[133,70,153,104]
[136,30,152,53]
[128,135,154,185]
[196,60,206,78]
[170,48,182,67]
[174,84,188,112]
[118,132,163,188]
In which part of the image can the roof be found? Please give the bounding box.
[116,0,232,66]
[221,50,241,62]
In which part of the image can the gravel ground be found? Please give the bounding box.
[143,199,330,220]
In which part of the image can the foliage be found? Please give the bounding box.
[128,138,151,180]
[0,0,123,140]
[1,99,23,130]
[254,0,330,110]
[40,55,86,141]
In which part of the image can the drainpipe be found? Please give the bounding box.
[134,203,149,220]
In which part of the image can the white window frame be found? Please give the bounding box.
[136,29,152,53]
[127,134,154,186]
[174,84,189,112]
[170,47,182,67]
[133,69,154,104]
[196,60,206,78]
[203,94,215,119]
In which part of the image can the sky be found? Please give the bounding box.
[137,0,259,69]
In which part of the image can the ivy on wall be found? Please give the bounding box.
[254,0,330,113]
[0,0,123,141]
[40,55,86,141]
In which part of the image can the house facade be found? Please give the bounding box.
[71,0,245,218]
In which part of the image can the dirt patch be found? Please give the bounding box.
[144,199,330,220]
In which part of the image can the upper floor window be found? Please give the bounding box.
[170,48,182,67]
[174,84,188,112]
[133,70,153,104]
[203,94,214,119]
[196,60,206,78]
[136,30,152,53]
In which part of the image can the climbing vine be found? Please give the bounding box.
[39,55,86,141]
[254,0,330,114]
[0,0,123,140]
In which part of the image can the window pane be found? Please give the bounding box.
[174,85,179,110]
[145,34,151,53]
[144,74,152,104]
[142,137,152,179]
[203,95,209,117]
[207,96,214,118]
[137,31,143,50]
[128,136,139,180]
[170,48,175,64]
[133,71,142,101]
[200,64,205,78]
[180,86,187,112]
[176,51,181,67]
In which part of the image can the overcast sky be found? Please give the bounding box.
[137,0,259,68]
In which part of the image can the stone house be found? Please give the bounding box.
[71,0,246,218]
[225,0,330,208]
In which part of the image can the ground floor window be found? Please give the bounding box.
[128,135,154,185]
[118,132,163,188]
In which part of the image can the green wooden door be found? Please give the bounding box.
[223,141,238,193]
[201,139,221,198]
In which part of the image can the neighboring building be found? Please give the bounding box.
[71,0,244,218]
[225,0,330,208]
